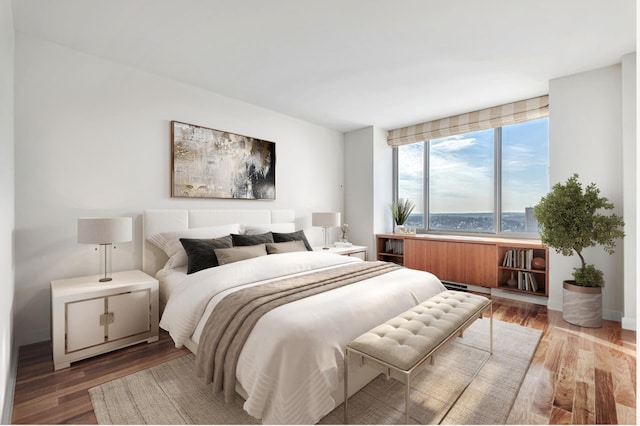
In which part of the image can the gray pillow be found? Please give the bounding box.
[265,240,308,254]
[272,230,312,251]
[231,232,274,246]
[214,244,268,265]
[180,235,233,274]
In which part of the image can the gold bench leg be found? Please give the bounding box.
[344,348,349,424]
[406,375,411,424]
[489,302,493,354]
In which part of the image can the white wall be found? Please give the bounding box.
[345,127,374,256]
[0,0,15,421]
[621,52,636,330]
[372,126,393,236]
[344,126,392,259]
[548,64,627,321]
[14,33,345,346]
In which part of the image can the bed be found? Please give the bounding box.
[143,209,447,424]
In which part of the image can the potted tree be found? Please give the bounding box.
[533,174,625,327]
[391,198,415,234]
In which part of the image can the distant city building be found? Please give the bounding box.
[525,207,538,232]
[405,211,538,233]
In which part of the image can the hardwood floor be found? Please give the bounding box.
[12,331,189,424]
[11,296,636,424]
[498,298,637,425]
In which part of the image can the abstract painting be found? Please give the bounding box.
[171,121,276,199]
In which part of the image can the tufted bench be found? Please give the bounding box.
[343,290,492,424]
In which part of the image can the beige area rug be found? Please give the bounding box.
[90,319,542,425]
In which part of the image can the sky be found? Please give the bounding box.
[398,118,549,214]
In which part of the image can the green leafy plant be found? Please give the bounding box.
[533,173,625,287]
[391,198,415,226]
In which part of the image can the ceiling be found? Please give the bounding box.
[11,0,636,133]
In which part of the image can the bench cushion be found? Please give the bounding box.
[348,290,490,371]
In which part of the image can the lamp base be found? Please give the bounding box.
[98,243,113,283]
[322,227,331,250]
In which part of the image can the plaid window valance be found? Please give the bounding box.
[387,95,549,147]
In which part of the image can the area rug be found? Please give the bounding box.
[89,319,541,424]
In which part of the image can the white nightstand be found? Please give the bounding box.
[314,245,368,260]
[51,269,159,371]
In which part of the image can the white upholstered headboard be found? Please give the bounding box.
[142,209,295,276]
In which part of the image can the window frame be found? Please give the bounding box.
[394,118,547,239]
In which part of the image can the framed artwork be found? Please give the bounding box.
[171,121,276,200]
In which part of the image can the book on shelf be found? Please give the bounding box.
[518,272,530,291]
[502,250,511,266]
[384,239,403,255]
[518,271,524,290]
[502,248,535,269]
[530,273,538,292]
[514,271,540,292]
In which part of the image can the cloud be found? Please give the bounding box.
[430,136,476,153]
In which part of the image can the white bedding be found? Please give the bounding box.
[160,251,446,424]
[156,265,187,308]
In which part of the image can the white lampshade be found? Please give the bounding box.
[312,212,341,250]
[78,217,132,283]
[78,217,132,244]
[312,212,341,228]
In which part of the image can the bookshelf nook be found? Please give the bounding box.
[376,235,405,265]
[496,244,548,296]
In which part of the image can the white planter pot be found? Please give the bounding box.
[562,280,602,328]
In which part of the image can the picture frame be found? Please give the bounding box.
[171,121,276,200]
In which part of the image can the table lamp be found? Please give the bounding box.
[312,212,341,249]
[78,217,132,282]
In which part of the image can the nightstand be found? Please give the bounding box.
[314,245,368,260]
[51,269,159,371]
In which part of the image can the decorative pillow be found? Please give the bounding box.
[231,232,274,246]
[214,244,268,265]
[147,224,240,269]
[272,230,313,251]
[265,240,308,254]
[242,223,296,235]
[179,235,233,274]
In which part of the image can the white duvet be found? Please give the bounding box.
[160,251,446,424]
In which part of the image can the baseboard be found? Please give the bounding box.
[442,282,547,306]
[1,344,18,424]
[466,284,491,294]
[490,288,548,306]
[621,316,637,330]
[602,309,623,323]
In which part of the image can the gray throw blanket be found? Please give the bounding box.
[195,260,402,402]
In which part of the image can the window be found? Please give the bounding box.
[501,119,550,232]
[395,117,549,235]
[397,142,424,228]
[428,128,495,232]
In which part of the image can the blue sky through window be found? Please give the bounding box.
[397,118,549,232]
[502,119,550,212]
[430,129,494,214]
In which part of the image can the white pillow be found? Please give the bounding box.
[147,223,240,269]
[242,223,296,234]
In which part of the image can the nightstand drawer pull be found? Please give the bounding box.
[99,312,115,326]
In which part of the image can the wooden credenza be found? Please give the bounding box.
[404,238,497,287]
[377,233,548,296]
